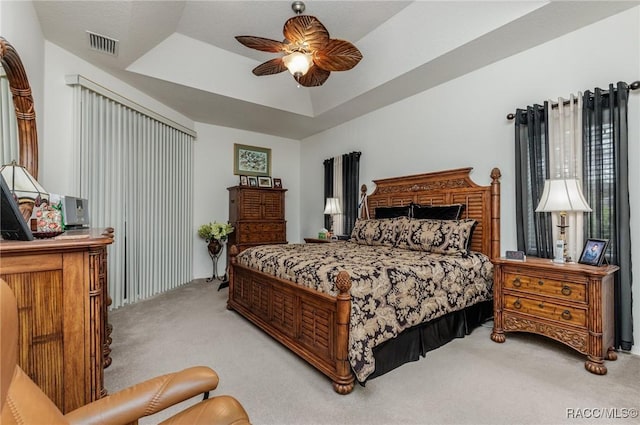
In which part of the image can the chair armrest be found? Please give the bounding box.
[65,366,219,425]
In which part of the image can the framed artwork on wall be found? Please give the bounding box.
[578,238,609,266]
[234,143,271,176]
[258,176,272,188]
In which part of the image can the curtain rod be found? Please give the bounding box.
[506,80,640,120]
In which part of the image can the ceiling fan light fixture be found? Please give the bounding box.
[283,52,313,76]
[235,1,362,87]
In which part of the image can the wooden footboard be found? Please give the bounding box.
[227,246,355,394]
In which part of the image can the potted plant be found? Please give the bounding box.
[198,221,234,256]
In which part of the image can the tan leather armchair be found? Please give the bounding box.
[0,279,251,425]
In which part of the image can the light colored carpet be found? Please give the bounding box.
[104,279,640,425]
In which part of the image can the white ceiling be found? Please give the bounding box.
[33,1,639,139]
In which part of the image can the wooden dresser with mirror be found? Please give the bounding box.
[1,37,113,413]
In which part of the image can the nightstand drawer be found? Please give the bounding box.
[503,294,586,327]
[503,272,586,303]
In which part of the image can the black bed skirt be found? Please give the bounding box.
[363,300,493,383]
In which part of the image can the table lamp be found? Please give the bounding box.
[535,178,591,263]
[0,160,49,221]
[323,197,342,237]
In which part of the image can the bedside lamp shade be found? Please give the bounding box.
[323,197,342,215]
[324,197,341,236]
[535,179,591,213]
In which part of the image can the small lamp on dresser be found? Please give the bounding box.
[535,178,591,262]
[323,197,341,238]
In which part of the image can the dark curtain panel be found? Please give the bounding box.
[342,151,361,235]
[514,103,554,258]
[323,158,334,231]
[582,82,633,350]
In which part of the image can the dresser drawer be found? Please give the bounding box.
[503,294,586,328]
[503,272,586,303]
[237,222,285,244]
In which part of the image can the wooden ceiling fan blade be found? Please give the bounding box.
[235,36,286,53]
[252,58,287,76]
[296,66,330,87]
[314,39,363,71]
[283,15,329,51]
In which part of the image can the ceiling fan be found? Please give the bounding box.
[235,1,363,87]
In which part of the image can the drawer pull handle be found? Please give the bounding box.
[512,278,521,287]
[561,285,572,296]
[538,280,544,286]
[513,299,522,309]
[538,303,544,309]
[561,310,572,320]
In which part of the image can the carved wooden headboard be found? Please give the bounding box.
[361,167,501,259]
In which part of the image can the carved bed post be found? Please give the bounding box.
[359,184,368,219]
[490,168,501,260]
[227,245,238,310]
[333,271,355,394]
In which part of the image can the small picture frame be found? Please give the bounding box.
[248,176,258,187]
[578,238,609,266]
[258,176,272,188]
[239,175,248,186]
[273,178,282,188]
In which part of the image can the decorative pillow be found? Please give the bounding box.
[411,203,465,220]
[350,217,409,247]
[396,218,476,255]
[374,205,411,219]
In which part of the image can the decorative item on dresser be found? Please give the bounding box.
[491,256,619,374]
[0,227,114,413]
[227,184,287,255]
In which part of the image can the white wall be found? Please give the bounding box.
[192,123,301,279]
[301,7,640,355]
[0,0,45,176]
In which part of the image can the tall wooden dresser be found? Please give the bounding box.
[0,228,114,413]
[227,186,287,253]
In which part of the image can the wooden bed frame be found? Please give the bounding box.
[228,167,501,394]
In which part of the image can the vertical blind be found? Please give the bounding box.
[68,77,195,309]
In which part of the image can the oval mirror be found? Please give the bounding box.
[0,37,39,180]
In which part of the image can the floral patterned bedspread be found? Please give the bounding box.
[237,242,493,382]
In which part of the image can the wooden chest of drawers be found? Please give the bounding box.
[227,186,287,253]
[491,256,619,374]
[0,229,114,412]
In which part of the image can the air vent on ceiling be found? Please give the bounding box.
[86,31,119,56]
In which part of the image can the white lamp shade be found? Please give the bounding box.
[0,161,49,204]
[535,179,591,213]
[324,197,342,215]
[283,52,313,76]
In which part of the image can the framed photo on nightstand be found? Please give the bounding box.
[578,238,609,266]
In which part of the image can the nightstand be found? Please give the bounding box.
[491,256,619,374]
